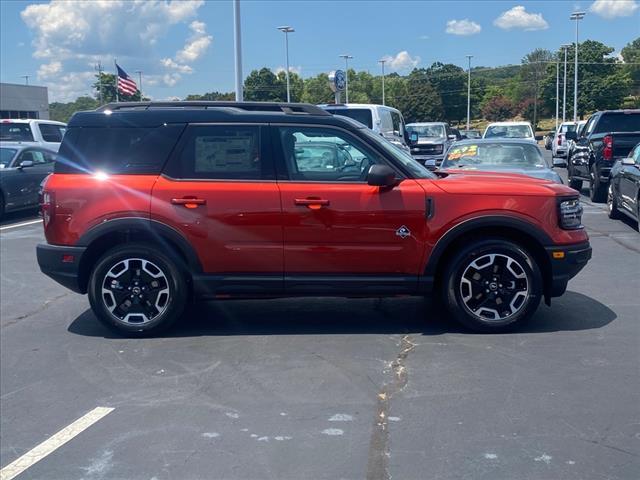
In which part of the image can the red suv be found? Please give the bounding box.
[37,102,591,336]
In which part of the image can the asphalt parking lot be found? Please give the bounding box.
[1,158,639,480]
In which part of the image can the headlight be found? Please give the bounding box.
[558,198,583,229]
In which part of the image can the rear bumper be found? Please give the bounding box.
[545,241,592,297]
[36,243,86,294]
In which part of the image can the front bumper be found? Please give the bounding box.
[545,241,592,297]
[37,243,87,293]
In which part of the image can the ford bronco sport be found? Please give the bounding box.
[37,102,591,336]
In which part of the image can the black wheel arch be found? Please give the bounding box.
[76,218,202,294]
[425,216,554,304]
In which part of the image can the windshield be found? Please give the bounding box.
[0,123,34,142]
[559,123,577,133]
[406,124,445,138]
[0,148,17,168]
[484,125,532,139]
[441,142,546,169]
[463,130,481,139]
[360,128,436,179]
[324,108,373,129]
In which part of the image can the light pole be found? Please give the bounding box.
[21,75,29,85]
[561,44,570,123]
[135,70,143,99]
[233,0,243,101]
[378,59,386,105]
[339,54,353,103]
[570,11,585,122]
[466,55,473,132]
[555,58,559,131]
[277,26,295,103]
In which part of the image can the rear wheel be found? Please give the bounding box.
[589,165,607,203]
[88,243,188,337]
[607,184,621,219]
[442,239,542,333]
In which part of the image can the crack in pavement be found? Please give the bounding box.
[366,334,416,480]
[1,293,70,328]
[585,226,640,254]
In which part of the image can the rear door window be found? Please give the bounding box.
[0,123,34,142]
[55,125,185,174]
[39,123,66,142]
[164,125,272,180]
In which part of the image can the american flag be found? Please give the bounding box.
[116,64,137,96]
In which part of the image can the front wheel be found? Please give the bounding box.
[442,239,542,333]
[88,243,188,337]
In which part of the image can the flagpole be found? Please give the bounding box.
[114,59,119,103]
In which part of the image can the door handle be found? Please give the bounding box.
[294,198,330,209]
[171,197,206,209]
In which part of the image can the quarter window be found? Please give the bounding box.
[39,124,66,143]
[167,125,267,180]
[278,127,383,182]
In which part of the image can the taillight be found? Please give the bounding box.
[41,191,55,228]
[557,134,562,145]
[602,135,613,161]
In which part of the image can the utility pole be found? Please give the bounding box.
[135,70,143,99]
[555,58,559,131]
[561,44,570,123]
[277,26,295,103]
[339,54,353,103]
[466,55,473,132]
[233,0,243,101]
[570,11,586,122]
[378,59,386,105]
[94,62,103,104]
[20,75,29,85]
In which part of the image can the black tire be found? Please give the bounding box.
[567,165,583,191]
[607,184,621,219]
[589,165,607,203]
[442,239,542,333]
[88,243,188,337]
[0,192,4,220]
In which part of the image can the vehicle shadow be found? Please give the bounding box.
[0,209,39,226]
[67,291,616,339]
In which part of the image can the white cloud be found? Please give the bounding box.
[37,61,62,79]
[418,35,430,40]
[19,0,207,101]
[175,20,212,63]
[589,0,639,18]
[494,6,549,31]
[380,51,420,72]
[275,66,302,75]
[446,19,482,36]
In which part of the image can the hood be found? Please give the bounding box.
[417,138,445,145]
[441,166,563,184]
[429,170,573,196]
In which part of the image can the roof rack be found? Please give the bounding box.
[95,101,330,116]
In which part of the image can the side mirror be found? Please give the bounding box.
[409,132,419,144]
[18,160,34,169]
[367,164,399,188]
[565,131,577,141]
[622,157,635,166]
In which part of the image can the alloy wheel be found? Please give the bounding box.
[101,258,170,325]
[459,253,529,322]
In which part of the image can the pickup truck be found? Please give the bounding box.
[567,110,640,202]
[0,119,67,152]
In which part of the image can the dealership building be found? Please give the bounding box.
[0,82,50,120]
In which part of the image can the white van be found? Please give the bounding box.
[483,121,535,143]
[318,104,410,152]
[0,119,67,152]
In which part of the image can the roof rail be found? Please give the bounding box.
[95,101,330,116]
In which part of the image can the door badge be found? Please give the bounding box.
[396,225,411,239]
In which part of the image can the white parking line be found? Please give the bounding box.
[0,407,114,480]
[0,219,42,231]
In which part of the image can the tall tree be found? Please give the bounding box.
[185,91,235,101]
[426,62,467,123]
[244,68,284,102]
[397,69,444,123]
[621,37,640,96]
[520,48,554,130]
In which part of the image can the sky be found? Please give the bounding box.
[0,0,638,102]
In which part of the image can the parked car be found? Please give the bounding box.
[0,144,56,217]
[438,139,563,183]
[0,119,67,152]
[461,129,481,139]
[405,122,457,168]
[551,122,576,161]
[544,131,555,150]
[567,110,640,202]
[483,122,535,143]
[564,120,587,168]
[37,101,591,336]
[608,142,640,231]
[318,103,410,153]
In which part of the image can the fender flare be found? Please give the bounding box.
[424,215,553,276]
